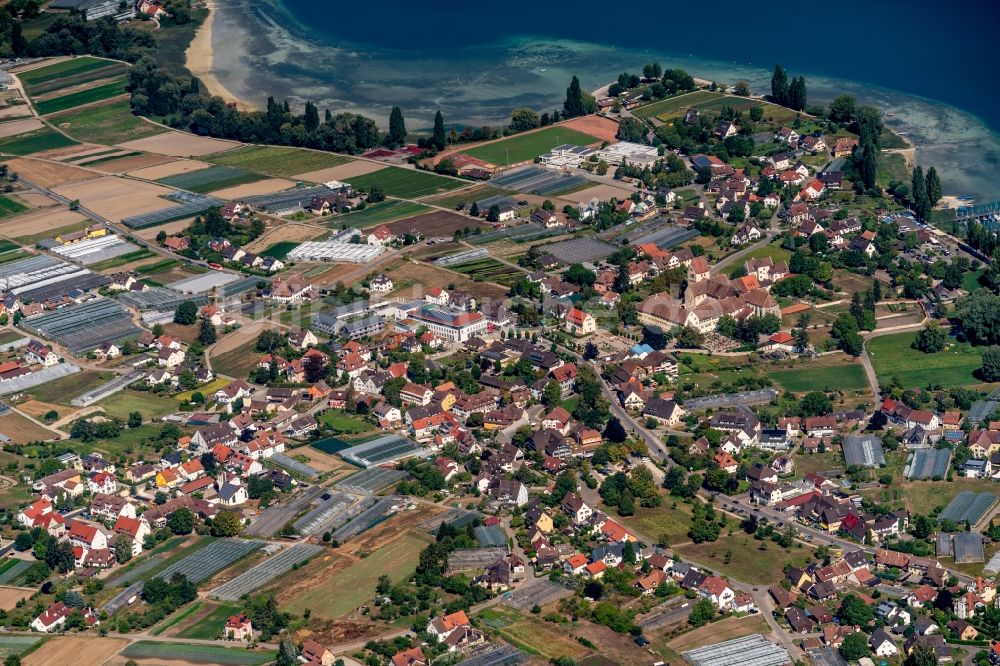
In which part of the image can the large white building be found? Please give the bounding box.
[406,305,489,342]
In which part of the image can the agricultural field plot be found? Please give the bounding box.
[24,63,128,98]
[568,182,635,204]
[631,90,721,119]
[424,184,514,209]
[48,100,167,146]
[33,77,128,115]
[3,208,89,243]
[447,257,525,285]
[127,158,211,180]
[155,537,264,584]
[0,128,78,155]
[0,118,44,139]
[172,602,242,639]
[280,532,429,619]
[3,156,99,188]
[204,144,352,178]
[244,222,327,253]
[0,560,32,585]
[333,199,430,228]
[53,176,176,223]
[211,543,324,601]
[868,331,985,388]
[0,585,32,610]
[384,209,476,236]
[346,166,467,198]
[120,641,275,666]
[769,361,869,393]
[0,196,27,219]
[660,615,771,662]
[210,177,296,200]
[477,607,588,662]
[17,57,117,88]
[0,636,40,660]
[459,125,601,165]
[292,159,385,183]
[156,164,264,193]
[0,412,59,443]
[23,636,128,666]
[116,130,240,157]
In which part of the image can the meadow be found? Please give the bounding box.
[49,100,166,145]
[121,641,275,665]
[769,362,869,393]
[0,195,28,219]
[0,129,78,155]
[459,126,600,165]
[868,331,984,388]
[632,90,721,119]
[34,77,128,115]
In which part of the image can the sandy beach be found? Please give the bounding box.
[186,0,253,109]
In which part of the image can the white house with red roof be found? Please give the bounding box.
[86,471,117,495]
[225,613,254,641]
[31,602,98,632]
[798,179,826,201]
[17,498,65,536]
[114,515,150,556]
[367,224,396,246]
[68,520,108,552]
[698,575,736,609]
[563,307,596,336]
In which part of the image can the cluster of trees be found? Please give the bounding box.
[715,312,780,345]
[852,105,883,191]
[910,165,942,222]
[913,321,947,353]
[598,466,660,516]
[3,14,154,60]
[614,152,693,189]
[563,76,597,118]
[688,499,721,543]
[770,65,807,110]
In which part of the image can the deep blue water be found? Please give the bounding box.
[277,0,1000,133]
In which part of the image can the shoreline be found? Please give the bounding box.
[185,0,253,110]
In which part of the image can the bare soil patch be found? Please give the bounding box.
[0,106,32,120]
[211,320,277,357]
[210,177,295,200]
[11,192,51,207]
[134,217,193,240]
[127,159,209,180]
[568,182,635,203]
[31,143,101,161]
[0,585,32,610]
[23,636,127,666]
[292,160,384,183]
[5,156,100,187]
[245,222,326,252]
[53,175,174,223]
[385,209,472,236]
[117,131,241,157]
[560,115,621,142]
[16,399,78,422]
[0,118,43,138]
[1,207,88,239]
[0,411,60,443]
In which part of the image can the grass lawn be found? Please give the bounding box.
[0,196,27,220]
[282,532,428,619]
[175,602,241,639]
[677,533,814,584]
[77,423,170,458]
[261,241,298,259]
[175,378,229,403]
[459,126,600,165]
[316,410,374,435]
[769,362,869,393]
[963,269,984,292]
[877,153,910,188]
[716,242,792,272]
[346,166,466,198]
[333,200,430,228]
[121,641,275,666]
[0,128,78,155]
[34,77,127,115]
[616,501,693,546]
[867,331,985,388]
[791,450,844,477]
[95,390,179,421]
[48,100,166,145]
[27,370,114,404]
[632,90,721,120]
[203,145,352,178]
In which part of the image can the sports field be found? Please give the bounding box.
[34,77,128,115]
[335,199,430,228]
[48,100,166,145]
[868,330,984,388]
[282,532,427,618]
[204,145,353,178]
[459,125,600,165]
[157,164,264,193]
[769,362,869,392]
[0,128,78,155]
[346,166,467,198]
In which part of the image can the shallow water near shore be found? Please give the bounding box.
[210,0,1000,201]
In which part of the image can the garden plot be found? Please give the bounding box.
[210,543,323,601]
[117,131,241,157]
[155,537,264,584]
